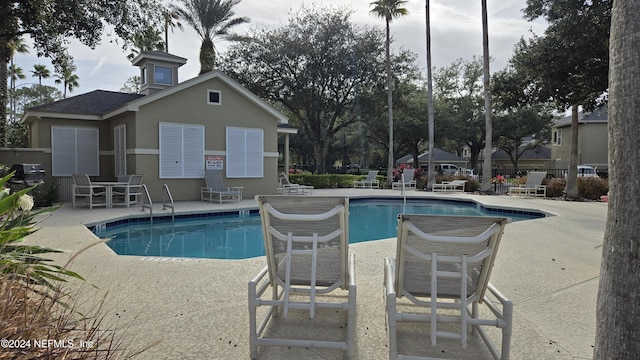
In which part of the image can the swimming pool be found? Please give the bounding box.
[94,198,545,260]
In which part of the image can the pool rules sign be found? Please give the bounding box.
[206,155,223,170]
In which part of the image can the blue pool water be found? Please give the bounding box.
[96,198,544,259]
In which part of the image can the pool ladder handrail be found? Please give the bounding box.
[162,184,175,222]
[141,184,153,224]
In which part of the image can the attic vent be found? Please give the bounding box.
[208,90,221,105]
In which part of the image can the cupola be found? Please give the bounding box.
[131,51,187,95]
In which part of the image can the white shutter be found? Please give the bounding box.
[76,128,99,175]
[226,127,245,177]
[183,125,204,178]
[114,125,127,177]
[160,123,182,178]
[245,129,263,177]
[51,127,76,176]
[159,123,204,178]
[51,126,99,176]
[226,127,263,178]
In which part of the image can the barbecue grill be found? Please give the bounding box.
[9,163,45,188]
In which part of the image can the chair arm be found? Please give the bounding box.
[348,252,356,288]
[384,257,397,298]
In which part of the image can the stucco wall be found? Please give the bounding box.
[124,77,281,201]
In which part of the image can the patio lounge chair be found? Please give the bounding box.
[200,169,243,203]
[392,168,417,190]
[384,214,513,359]
[249,195,356,359]
[509,171,547,197]
[112,174,144,208]
[353,170,380,188]
[71,174,107,209]
[277,172,313,195]
[432,179,467,193]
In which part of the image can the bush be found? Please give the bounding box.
[578,177,609,200]
[289,174,373,189]
[538,176,609,199]
[31,179,59,208]
[545,178,566,198]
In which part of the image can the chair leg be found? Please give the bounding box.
[248,280,258,359]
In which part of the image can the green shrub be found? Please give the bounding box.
[31,179,59,208]
[289,174,370,189]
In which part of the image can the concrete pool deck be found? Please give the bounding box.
[29,189,606,359]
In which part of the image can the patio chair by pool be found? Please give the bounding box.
[71,174,107,209]
[201,170,243,203]
[509,171,547,197]
[385,214,513,360]
[432,179,467,193]
[249,195,356,359]
[112,174,144,208]
[277,172,313,195]
[353,170,380,189]
[392,168,416,190]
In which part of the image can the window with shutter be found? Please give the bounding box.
[51,126,99,176]
[226,127,263,178]
[159,123,204,178]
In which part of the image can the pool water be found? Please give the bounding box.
[97,198,544,259]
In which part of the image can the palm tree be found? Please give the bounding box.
[162,7,184,52]
[31,64,50,102]
[127,27,166,61]
[171,0,249,74]
[54,68,80,98]
[9,64,26,85]
[370,0,409,187]
[480,0,493,193]
[4,37,29,145]
[425,0,435,190]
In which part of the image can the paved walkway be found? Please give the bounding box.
[29,189,606,359]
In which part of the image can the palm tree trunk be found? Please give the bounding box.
[385,19,394,187]
[594,1,640,357]
[565,104,579,199]
[199,37,216,74]
[480,0,493,193]
[425,0,435,190]
[0,56,8,148]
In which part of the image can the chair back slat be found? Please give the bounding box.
[72,174,91,194]
[256,195,349,288]
[396,214,510,300]
[205,170,225,191]
[524,171,546,187]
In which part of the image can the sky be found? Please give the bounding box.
[12,0,547,97]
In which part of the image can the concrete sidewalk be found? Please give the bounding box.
[29,189,606,359]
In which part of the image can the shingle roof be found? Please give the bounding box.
[397,148,466,164]
[492,146,551,160]
[555,106,608,127]
[28,90,144,116]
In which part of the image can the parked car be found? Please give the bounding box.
[565,165,598,178]
[434,163,461,175]
[455,168,479,180]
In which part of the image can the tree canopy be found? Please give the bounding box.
[221,6,418,173]
[0,0,163,146]
[512,0,611,198]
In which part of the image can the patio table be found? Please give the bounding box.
[92,181,129,208]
